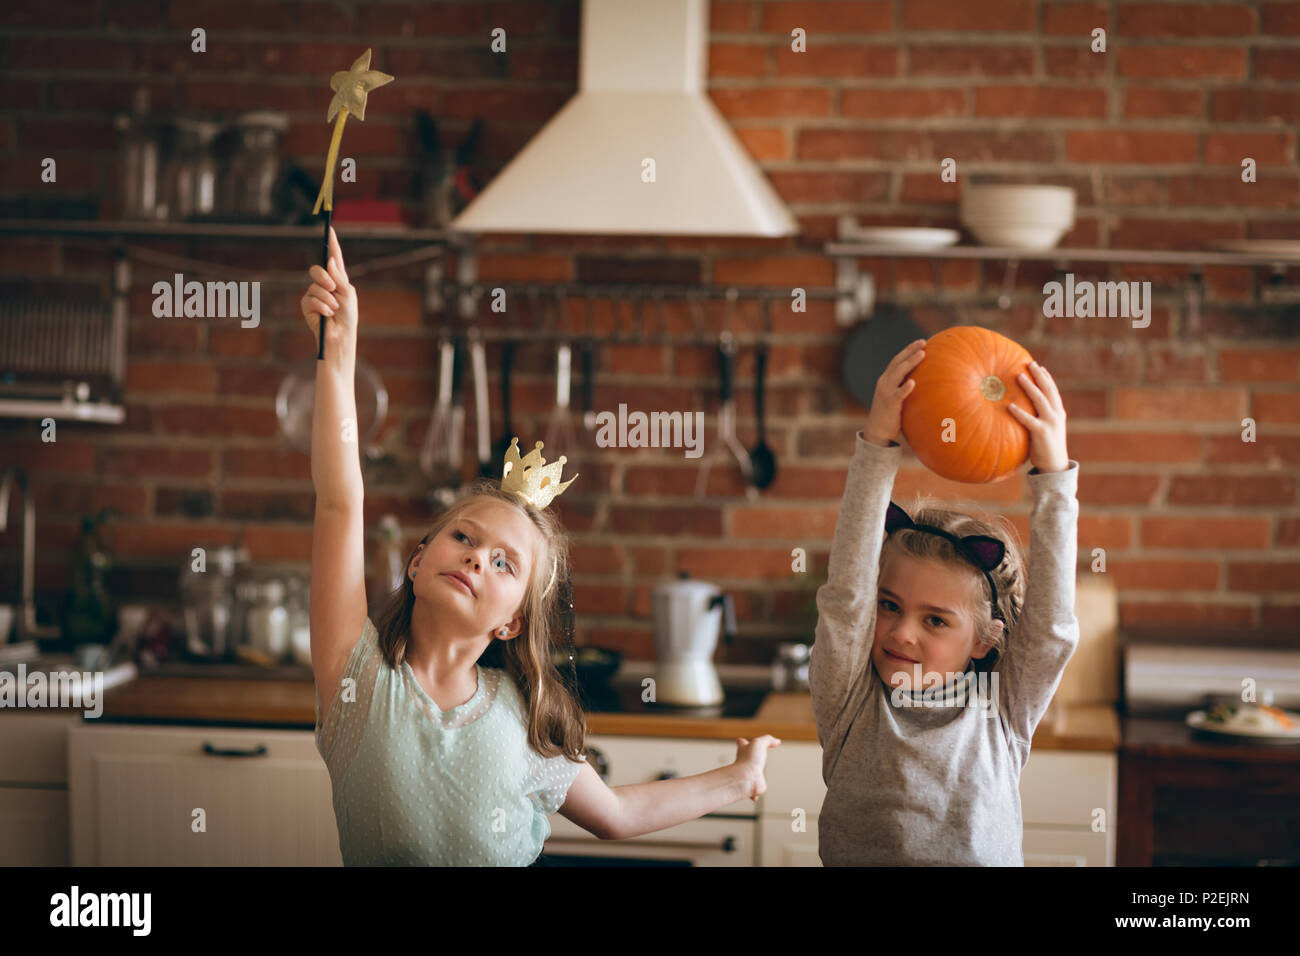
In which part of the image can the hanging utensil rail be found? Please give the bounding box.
[444,281,846,345]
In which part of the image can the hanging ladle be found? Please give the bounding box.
[695,289,753,499]
[748,295,777,491]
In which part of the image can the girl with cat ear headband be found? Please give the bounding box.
[884,500,1007,624]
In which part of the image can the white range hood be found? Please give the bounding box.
[449,0,796,238]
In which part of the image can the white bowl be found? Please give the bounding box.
[961,184,1076,227]
[962,219,1072,250]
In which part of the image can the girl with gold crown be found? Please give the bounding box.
[299,228,779,866]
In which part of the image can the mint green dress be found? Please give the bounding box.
[314,617,585,866]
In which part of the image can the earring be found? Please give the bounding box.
[498,627,508,637]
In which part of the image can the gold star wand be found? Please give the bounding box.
[312,48,394,360]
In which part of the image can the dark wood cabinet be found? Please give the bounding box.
[1118,716,1300,866]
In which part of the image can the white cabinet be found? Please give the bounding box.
[545,735,758,865]
[760,815,822,866]
[68,723,341,866]
[756,741,1116,866]
[757,737,824,867]
[579,735,756,816]
[0,712,82,866]
[1020,750,1116,867]
[45,719,1112,867]
[1022,828,1100,866]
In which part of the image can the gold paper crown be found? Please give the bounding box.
[500,438,577,510]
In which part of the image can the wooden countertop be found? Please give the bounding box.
[88,675,1119,751]
[1121,714,1300,763]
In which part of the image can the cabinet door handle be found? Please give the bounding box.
[548,835,738,853]
[201,742,268,758]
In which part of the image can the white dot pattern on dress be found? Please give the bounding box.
[313,617,584,866]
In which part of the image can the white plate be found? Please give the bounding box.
[846,227,961,249]
[1186,708,1300,742]
[1210,239,1300,260]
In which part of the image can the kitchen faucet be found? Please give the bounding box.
[0,467,62,643]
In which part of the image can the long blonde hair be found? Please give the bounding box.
[372,480,587,761]
[879,494,1026,672]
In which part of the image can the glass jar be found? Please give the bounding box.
[114,87,165,221]
[179,546,248,661]
[238,577,290,663]
[163,117,220,221]
[286,574,312,667]
[221,111,287,221]
[773,641,811,692]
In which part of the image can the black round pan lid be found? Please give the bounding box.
[841,303,927,410]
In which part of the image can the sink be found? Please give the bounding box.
[0,654,138,694]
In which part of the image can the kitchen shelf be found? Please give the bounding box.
[0,218,448,242]
[825,241,1300,267]
[0,395,124,424]
[825,236,1300,322]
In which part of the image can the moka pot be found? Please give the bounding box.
[651,572,736,706]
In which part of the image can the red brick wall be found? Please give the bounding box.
[1,1,1297,659]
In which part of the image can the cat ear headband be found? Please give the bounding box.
[884,501,1006,622]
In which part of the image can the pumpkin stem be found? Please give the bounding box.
[980,374,1007,402]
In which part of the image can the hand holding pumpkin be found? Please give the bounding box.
[863,339,928,447]
[1008,362,1070,475]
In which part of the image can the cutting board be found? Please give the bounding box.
[1049,571,1120,712]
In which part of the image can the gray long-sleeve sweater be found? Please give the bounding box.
[810,432,1080,866]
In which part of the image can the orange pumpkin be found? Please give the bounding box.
[900,326,1036,484]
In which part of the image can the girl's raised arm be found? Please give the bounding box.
[300,227,369,702]
[808,341,922,758]
[1001,364,1080,757]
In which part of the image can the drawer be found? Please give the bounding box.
[0,786,69,865]
[69,723,338,866]
[1020,751,1117,828]
[756,740,825,814]
[0,713,82,785]
[583,735,756,816]
[67,722,325,760]
[759,814,823,867]
[546,814,757,866]
[1023,825,1111,867]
